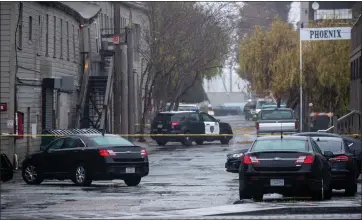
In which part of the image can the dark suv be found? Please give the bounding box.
[150,111,233,146]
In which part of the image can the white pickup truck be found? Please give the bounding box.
[256,108,299,136]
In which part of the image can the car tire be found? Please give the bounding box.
[239,189,251,200]
[195,140,204,145]
[252,193,263,202]
[311,178,324,201]
[72,164,92,186]
[22,164,44,185]
[345,176,357,196]
[220,131,231,145]
[181,132,192,146]
[124,177,141,186]
[156,141,167,146]
[324,183,332,200]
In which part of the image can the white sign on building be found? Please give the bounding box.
[300,27,351,41]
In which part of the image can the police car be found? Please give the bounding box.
[150,111,233,146]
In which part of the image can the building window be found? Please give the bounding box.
[46,14,49,56]
[17,2,23,49]
[29,16,33,42]
[53,16,56,58]
[314,9,352,20]
[72,24,76,61]
[60,18,63,59]
[66,21,69,60]
[37,15,42,56]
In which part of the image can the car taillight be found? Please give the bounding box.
[171,122,179,127]
[329,155,351,163]
[98,149,116,157]
[141,148,148,157]
[256,122,259,130]
[295,122,298,130]
[295,155,314,164]
[243,155,260,164]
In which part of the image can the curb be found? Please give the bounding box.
[208,205,362,216]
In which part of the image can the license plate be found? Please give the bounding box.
[157,124,163,128]
[125,167,135,173]
[270,179,284,186]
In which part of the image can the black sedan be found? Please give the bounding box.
[239,136,333,201]
[312,136,358,196]
[22,134,149,186]
[293,132,362,177]
[225,148,248,173]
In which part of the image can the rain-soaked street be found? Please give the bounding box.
[1,116,361,219]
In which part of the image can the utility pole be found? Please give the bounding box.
[120,44,129,136]
[113,3,122,134]
[127,27,135,141]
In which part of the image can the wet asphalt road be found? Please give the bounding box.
[1,115,361,219]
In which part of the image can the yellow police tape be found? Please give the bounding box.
[0,133,360,137]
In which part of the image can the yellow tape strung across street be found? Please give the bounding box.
[0,133,360,137]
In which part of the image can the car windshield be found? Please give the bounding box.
[260,109,293,120]
[256,101,275,109]
[251,139,307,152]
[313,140,343,153]
[90,136,134,146]
[178,106,197,111]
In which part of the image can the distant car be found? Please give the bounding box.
[293,132,361,178]
[150,111,233,146]
[239,136,333,201]
[256,108,299,136]
[225,148,249,173]
[311,136,358,196]
[1,153,13,182]
[22,134,149,186]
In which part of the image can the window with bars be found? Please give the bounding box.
[46,14,49,56]
[60,18,63,58]
[17,2,23,49]
[53,16,56,58]
[314,9,352,20]
[66,21,69,60]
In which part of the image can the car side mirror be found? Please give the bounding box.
[216,119,220,122]
[323,151,333,158]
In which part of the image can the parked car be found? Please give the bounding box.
[293,132,362,178]
[150,111,233,146]
[256,108,299,136]
[225,148,249,173]
[238,136,333,201]
[22,133,149,186]
[1,153,13,182]
[312,136,358,196]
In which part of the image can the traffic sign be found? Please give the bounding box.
[113,35,120,45]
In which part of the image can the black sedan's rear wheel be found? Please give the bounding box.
[22,164,44,185]
[72,164,92,186]
[345,175,357,196]
[124,176,141,186]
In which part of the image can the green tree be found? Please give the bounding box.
[238,19,351,115]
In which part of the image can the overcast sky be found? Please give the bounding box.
[204,2,300,94]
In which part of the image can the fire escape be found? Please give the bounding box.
[77,28,115,132]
